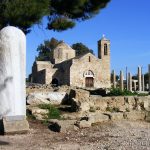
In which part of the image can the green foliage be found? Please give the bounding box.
[36,37,60,61]
[72,42,94,56]
[0,0,49,34]
[26,110,36,120]
[107,88,149,96]
[47,17,75,31]
[106,106,120,112]
[107,88,137,96]
[0,0,110,33]
[89,107,96,112]
[125,108,130,112]
[38,104,61,119]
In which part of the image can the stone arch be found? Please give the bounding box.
[84,70,94,77]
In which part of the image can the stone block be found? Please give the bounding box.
[48,119,76,133]
[89,113,109,124]
[124,111,145,120]
[76,120,91,128]
[2,116,29,134]
[145,111,150,122]
[105,112,124,121]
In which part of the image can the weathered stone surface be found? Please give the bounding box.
[48,119,76,133]
[27,106,48,120]
[2,116,29,134]
[90,95,108,111]
[124,111,145,120]
[75,120,91,128]
[145,111,150,122]
[0,26,26,117]
[89,113,109,124]
[69,89,90,101]
[105,112,124,121]
[27,92,67,105]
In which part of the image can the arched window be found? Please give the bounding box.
[104,44,108,55]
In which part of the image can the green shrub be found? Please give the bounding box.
[38,104,61,119]
[107,88,136,96]
[26,110,36,120]
[89,107,96,112]
[106,106,120,112]
[125,108,130,112]
[107,88,149,96]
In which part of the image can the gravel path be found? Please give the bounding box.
[0,120,150,150]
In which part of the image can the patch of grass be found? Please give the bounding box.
[107,88,136,96]
[107,88,148,96]
[38,104,61,119]
[89,107,96,112]
[106,106,120,112]
[125,108,130,112]
[26,110,36,120]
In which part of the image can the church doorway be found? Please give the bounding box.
[85,77,94,87]
[84,70,94,88]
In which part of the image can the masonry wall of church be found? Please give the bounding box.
[52,60,72,85]
[69,53,111,88]
[32,61,53,84]
[53,48,75,64]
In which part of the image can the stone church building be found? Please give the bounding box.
[31,36,111,89]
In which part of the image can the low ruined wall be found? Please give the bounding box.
[89,95,150,112]
[67,89,150,122]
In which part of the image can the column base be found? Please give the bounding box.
[0,115,29,135]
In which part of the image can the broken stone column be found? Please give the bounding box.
[149,64,150,92]
[142,74,145,91]
[112,70,116,88]
[138,66,142,92]
[120,71,124,91]
[0,26,29,134]
[128,72,132,91]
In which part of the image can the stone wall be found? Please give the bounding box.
[32,61,53,83]
[52,60,72,85]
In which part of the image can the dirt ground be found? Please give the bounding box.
[0,120,150,150]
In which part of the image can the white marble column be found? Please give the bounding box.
[138,66,142,92]
[0,26,26,117]
[128,72,132,91]
[120,71,124,91]
[142,74,145,91]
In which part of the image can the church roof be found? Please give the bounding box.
[55,41,75,51]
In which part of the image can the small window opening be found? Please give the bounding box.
[89,56,91,62]
[104,44,108,55]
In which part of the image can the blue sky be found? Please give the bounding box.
[26,0,150,77]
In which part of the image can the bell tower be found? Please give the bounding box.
[98,34,110,59]
[98,34,111,87]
